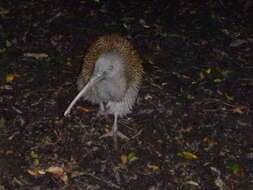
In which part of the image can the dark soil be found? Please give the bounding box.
[0,1,253,189]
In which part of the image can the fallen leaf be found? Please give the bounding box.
[23,53,48,59]
[76,106,91,112]
[199,72,205,80]
[54,119,64,126]
[0,7,9,15]
[215,176,227,189]
[46,166,64,177]
[128,152,137,162]
[0,48,6,53]
[225,93,234,101]
[46,166,68,183]
[180,152,198,160]
[27,168,45,177]
[147,163,160,170]
[182,75,191,79]
[33,159,40,167]
[5,150,13,155]
[0,117,5,128]
[139,18,151,28]
[6,73,21,83]
[51,34,63,41]
[228,164,242,174]
[185,180,199,186]
[230,39,248,47]
[232,105,248,114]
[30,151,39,159]
[64,61,73,66]
[205,68,211,74]
[144,94,152,100]
[235,170,245,178]
[60,173,69,183]
[187,94,194,100]
[89,10,97,17]
[213,78,222,83]
[201,40,208,45]
[121,154,128,165]
[5,40,11,48]
[202,137,218,145]
[155,151,162,157]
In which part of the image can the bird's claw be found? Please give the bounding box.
[99,130,129,140]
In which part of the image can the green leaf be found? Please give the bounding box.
[0,48,6,53]
[225,93,234,101]
[33,159,40,166]
[0,117,5,128]
[128,152,137,161]
[5,40,11,48]
[228,164,241,173]
[205,68,211,74]
[30,151,39,159]
[180,152,198,160]
[187,94,194,100]
[213,78,222,83]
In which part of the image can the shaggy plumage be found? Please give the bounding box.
[64,34,143,149]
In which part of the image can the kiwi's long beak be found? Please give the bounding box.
[64,72,104,116]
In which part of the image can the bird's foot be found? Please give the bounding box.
[99,130,129,140]
[97,109,106,116]
[96,103,109,119]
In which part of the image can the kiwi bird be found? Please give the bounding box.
[64,34,143,149]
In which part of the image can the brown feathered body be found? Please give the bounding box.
[64,34,143,149]
[77,34,143,117]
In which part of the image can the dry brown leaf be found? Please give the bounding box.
[54,119,64,126]
[201,40,208,45]
[235,170,245,178]
[6,73,20,83]
[199,72,205,80]
[76,106,91,112]
[51,34,63,41]
[46,166,64,177]
[121,154,128,165]
[155,151,162,157]
[203,137,218,145]
[5,150,13,155]
[89,10,97,17]
[60,173,69,183]
[232,105,248,114]
[23,53,48,59]
[27,168,45,177]
[147,163,160,170]
[46,166,68,183]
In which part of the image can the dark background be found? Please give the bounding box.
[0,0,253,189]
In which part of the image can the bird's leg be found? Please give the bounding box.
[100,102,105,112]
[97,102,106,116]
[99,112,129,149]
[91,103,106,128]
[113,113,118,150]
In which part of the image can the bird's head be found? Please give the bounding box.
[64,51,124,116]
[91,51,124,81]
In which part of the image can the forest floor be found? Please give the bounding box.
[0,1,253,189]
